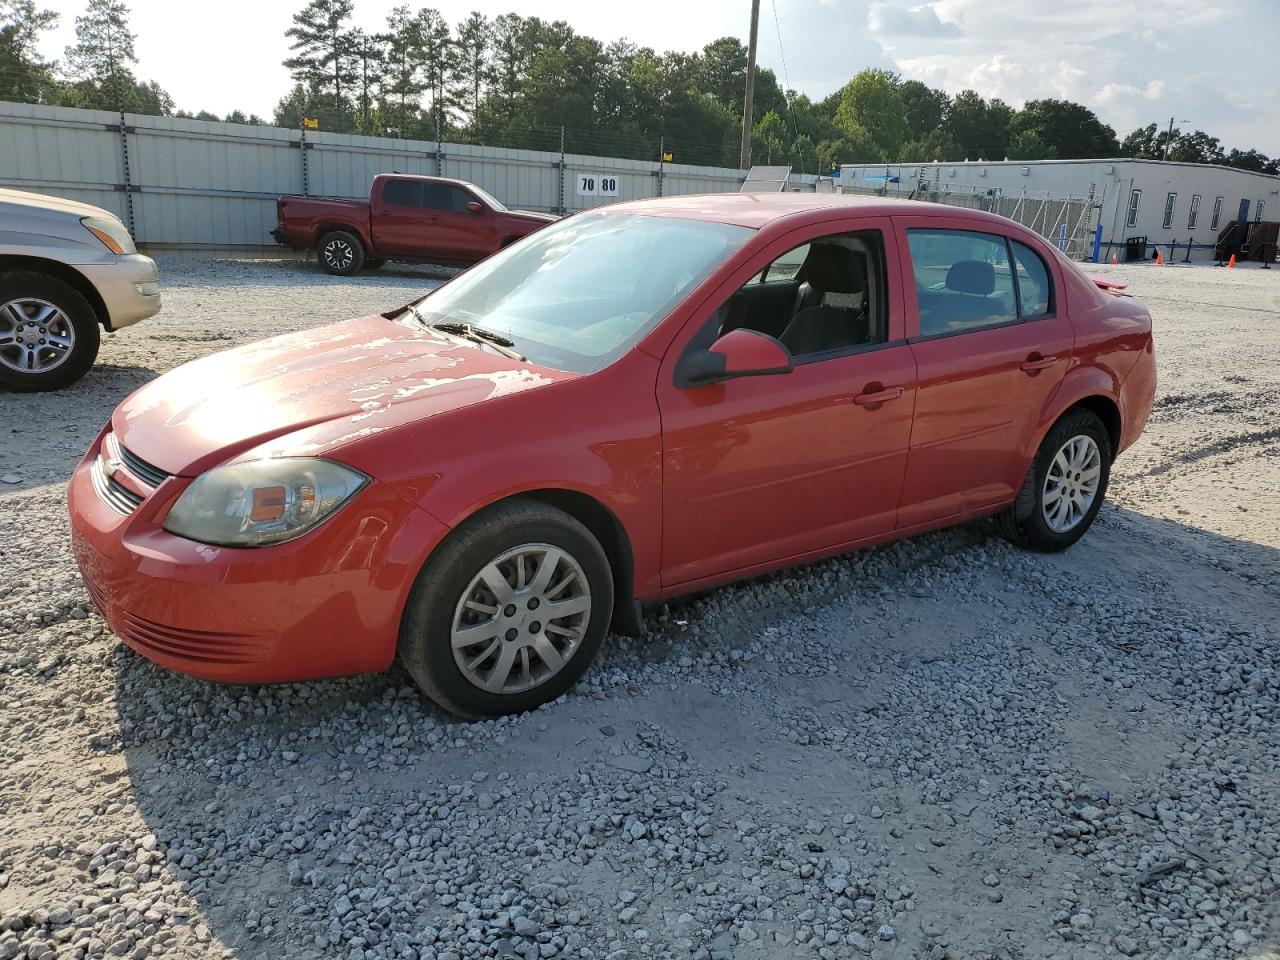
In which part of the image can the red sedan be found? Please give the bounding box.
[69,194,1156,717]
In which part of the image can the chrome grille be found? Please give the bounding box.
[91,456,144,516]
[106,433,171,488]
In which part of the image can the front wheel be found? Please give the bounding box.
[0,272,101,392]
[996,409,1112,552]
[317,231,364,276]
[398,499,614,718]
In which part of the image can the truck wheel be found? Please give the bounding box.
[0,272,101,392]
[318,231,364,276]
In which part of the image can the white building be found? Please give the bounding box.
[839,158,1280,262]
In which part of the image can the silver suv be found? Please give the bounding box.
[0,188,160,391]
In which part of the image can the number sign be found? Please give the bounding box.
[576,174,619,197]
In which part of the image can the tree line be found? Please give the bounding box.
[2,0,1277,175]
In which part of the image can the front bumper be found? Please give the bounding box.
[77,254,161,330]
[67,431,448,684]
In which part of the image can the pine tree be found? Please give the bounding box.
[349,28,387,135]
[451,11,491,123]
[63,0,135,106]
[418,8,452,136]
[0,0,59,103]
[381,4,424,137]
[283,0,355,130]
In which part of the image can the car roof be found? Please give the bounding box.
[596,192,999,230]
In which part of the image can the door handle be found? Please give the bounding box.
[1020,354,1058,373]
[853,385,904,407]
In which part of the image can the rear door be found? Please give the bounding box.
[894,215,1074,527]
[370,178,427,257]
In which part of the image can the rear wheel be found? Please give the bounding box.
[0,272,100,392]
[317,231,364,276]
[996,409,1112,552]
[398,499,614,718]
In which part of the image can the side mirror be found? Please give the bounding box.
[678,329,793,386]
[466,201,484,213]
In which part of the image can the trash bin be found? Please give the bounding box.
[1124,236,1148,262]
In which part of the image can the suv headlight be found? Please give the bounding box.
[163,459,368,547]
[81,216,137,255]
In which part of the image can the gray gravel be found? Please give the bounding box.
[0,256,1278,960]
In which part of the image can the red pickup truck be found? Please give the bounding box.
[271,174,557,275]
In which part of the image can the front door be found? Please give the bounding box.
[657,218,918,588]
[894,218,1075,527]
[420,183,494,261]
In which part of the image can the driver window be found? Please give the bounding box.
[719,231,887,359]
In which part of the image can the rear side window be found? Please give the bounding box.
[382,179,422,208]
[423,183,476,213]
[1011,241,1052,316]
[907,229,1018,337]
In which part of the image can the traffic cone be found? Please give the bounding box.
[1155,250,1164,265]
[1227,254,1237,269]
[1109,254,1118,264]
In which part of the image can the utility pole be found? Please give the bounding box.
[739,0,760,171]
[1162,117,1189,162]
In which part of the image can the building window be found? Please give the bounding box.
[1257,200,1265,223]
[1126,189,1142,228]
[1210,196,1224,230]
[1162,193,1177,230]
[1187,195,1200,230]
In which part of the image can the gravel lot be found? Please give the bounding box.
[1,256,1278,960]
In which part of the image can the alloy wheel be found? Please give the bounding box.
[1042,434,1102,533]
[323,239,354,271]
[0,298,76,374]
[451,543,592,695]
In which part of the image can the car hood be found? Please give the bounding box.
[113,314,574,476]
[509,210,560,223]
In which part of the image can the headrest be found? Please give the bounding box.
[946,260,995,296]
[800,244,867,294]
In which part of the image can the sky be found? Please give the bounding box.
[32,0,1280,156]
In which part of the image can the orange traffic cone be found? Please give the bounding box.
[1109,254,1118,264]
[1227,254,1237,269]
[1155,250,1164,265]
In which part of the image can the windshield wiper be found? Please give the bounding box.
[406,306,526,362]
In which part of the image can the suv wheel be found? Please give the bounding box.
[0,272,101,392]
[318,231,364,276]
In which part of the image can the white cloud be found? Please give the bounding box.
[869,2,960,37]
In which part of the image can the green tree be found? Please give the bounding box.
[283,0,355,131]
[418,8,453,134]
[1167,129,1224,165]
[0,0,59,103]
[1121,123,1160,159]
[348,28,387,134]
[898,79,948,142]
[381,5,424,136]
[944,90,1012,160]
[63,0,134,104]
[754,109,786,163]
[1007,128,1057,160]
[451,11,491,123]
[834,69,907,158]
[1013,98,1117,159]
[1223,147,1276,175]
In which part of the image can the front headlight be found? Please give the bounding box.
[81,216,137,255]
[163,459,368,547]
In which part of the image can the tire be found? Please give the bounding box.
[398,499,614,718]
[996,408,1112,552]
[317,231,364,276]
[0,272,101,392]
[363,259,385,271]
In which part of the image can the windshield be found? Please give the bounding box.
[469,184,509,212]
[405,213,753,373]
